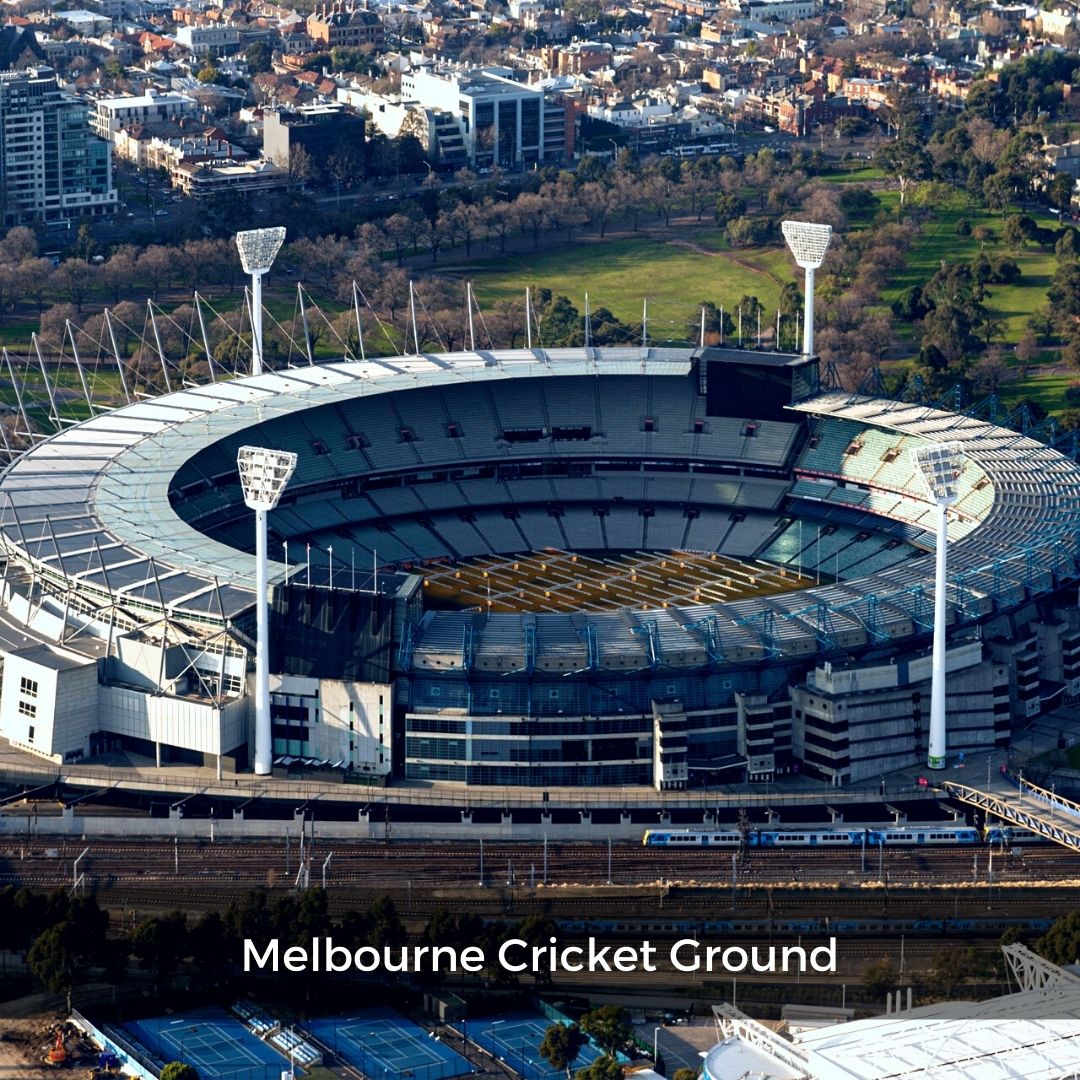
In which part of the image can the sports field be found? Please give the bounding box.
[422,549,814,613]
[125,1011,289,1080]
[458,1012,602,1080]
[306,1008,470,1080]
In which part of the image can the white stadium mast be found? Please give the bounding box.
[781,220,832,356]
[235,227,286,376]
[911,441,965,770]
[238,445,298,776]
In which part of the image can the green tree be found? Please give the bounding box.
[671,1070,700,1080]
[1002,214,1030,251]
[689,301,735,345]
[1049,172,1075,214]
[28,926,77,1009]
[540,1023,586,1078]
[579,1006,631,1057]
[188,910,225,975]
[1051,261,1080,318]
[714,192,746,227]
[1062,333,1080,370]
[576,155,608,184]
[130,911,189,977]
[574,1057,622,1080]
[862,956,899,997]
[877,138,932,207]
[1055,228,1079,262]
[295,887,330,943]
[245,41,272,74]
[161,1064,200,1080]
[369,895,407,950]
[891,285,933,322]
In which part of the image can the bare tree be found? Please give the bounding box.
[100,246,139,303]
[54,260,93,312]
[138,246,174,301]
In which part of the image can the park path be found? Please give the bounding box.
[664,236,785,286]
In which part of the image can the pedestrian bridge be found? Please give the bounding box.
[944,775,1080,852]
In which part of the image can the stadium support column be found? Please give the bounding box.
[235,228,286,375]
[911,442,965,771]
[238,447,298,776]
[781,220,833,356]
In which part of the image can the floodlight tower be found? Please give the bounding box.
[910,441,965,771]
[238,445,298,775]
[235,227,286,375]
[781,220,832,356]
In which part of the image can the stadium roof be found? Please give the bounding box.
[799,996,1080,1079]
[708,977,1080,1080]
[1,353,1079,663]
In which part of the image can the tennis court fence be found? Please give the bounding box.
[122,1020,284,1080]
[351,1057,468,1080]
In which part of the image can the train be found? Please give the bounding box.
[642,824,982,848]
[984,825,1049,846]
[552,915,1055,937]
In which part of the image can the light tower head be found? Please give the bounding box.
[781,220,832,356]
[235,226,286,276]
[781,220,833,270]
[238,445,297,511]
[911,441,965,507]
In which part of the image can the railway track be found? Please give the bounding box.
[3,838,1080,891]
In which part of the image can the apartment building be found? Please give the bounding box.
[306,2,384,49]
[0,67,116,226]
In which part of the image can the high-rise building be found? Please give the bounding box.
[0,67,116,227]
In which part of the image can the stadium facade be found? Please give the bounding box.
[2,345,1080,789]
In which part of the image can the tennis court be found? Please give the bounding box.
[307,1007,471,1080]
[459,1012,602,1080]
[125,1010,290,1080]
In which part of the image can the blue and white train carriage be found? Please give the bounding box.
[643,824,980,848]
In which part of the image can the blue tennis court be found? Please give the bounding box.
[307,1007,471,1080]
[458,1012,601,1080]
[125,1010,289,1080]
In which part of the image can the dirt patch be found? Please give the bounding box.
[0,1016,70,1080]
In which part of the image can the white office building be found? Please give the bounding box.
[400,62,568,167]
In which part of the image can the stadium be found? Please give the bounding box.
[2,254,1080,794]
